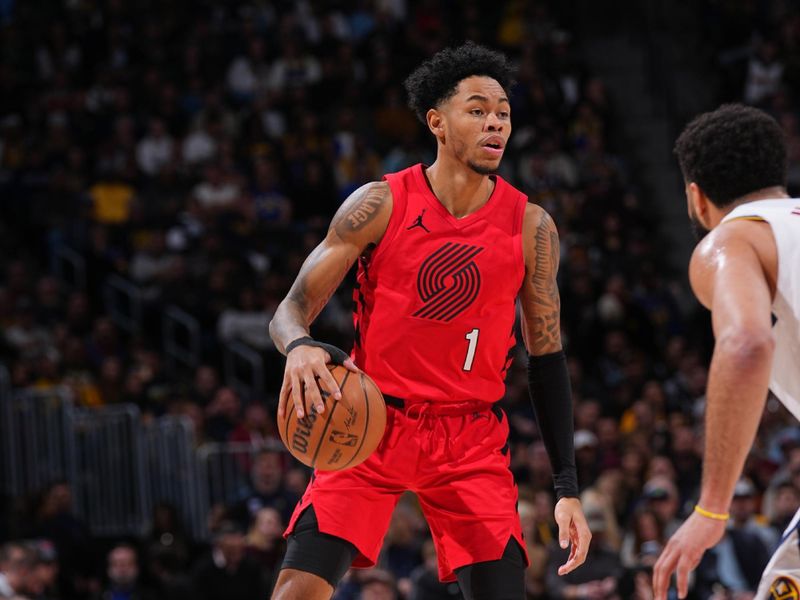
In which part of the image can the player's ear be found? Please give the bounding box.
[687,182,708,221]
[427,109,445,142]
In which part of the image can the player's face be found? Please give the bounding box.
[438,76,511,175]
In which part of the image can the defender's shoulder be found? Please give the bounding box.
[690,220,771,307]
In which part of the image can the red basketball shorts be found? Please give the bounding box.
[284,401,529,582]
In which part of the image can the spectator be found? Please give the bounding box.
[766,481,800,534]
[190,366,220,408]
[93,545,154,600]
[729,478,779,552]
[230,449,298,526]
[0,543,33,599]
[32,483,94,599]
[229,402,277,449]
[191,522,265,600]
[136,120,174,177]
[244,507,284,595]
[191,164,242,217]
[28,540,59,600]
[640,477,682,537]
[360,569,398,600]
[143,503,191,575]
[204,387,242,443]
[619,508,665,569]
[407,539,461,600]
[217,288,275,351]
[744,40,784,105]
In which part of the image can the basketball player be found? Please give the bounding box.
[268,43,591,600]
[653,104,800,599]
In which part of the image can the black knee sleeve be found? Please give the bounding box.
[280,506,358,588]
[455,538,526,600]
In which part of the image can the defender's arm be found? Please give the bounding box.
[690,227,775,514]
[653,225,775,599]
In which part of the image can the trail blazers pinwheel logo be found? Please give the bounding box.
[413,242,483,321]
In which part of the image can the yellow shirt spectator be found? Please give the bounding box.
[90,180,135,224]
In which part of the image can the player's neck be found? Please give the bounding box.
[424,158,495,219]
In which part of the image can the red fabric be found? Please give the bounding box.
[352,163,527,404]
[284,405,528,581]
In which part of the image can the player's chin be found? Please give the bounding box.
[467,158,501,175]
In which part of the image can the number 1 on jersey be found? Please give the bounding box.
[463,328,480,371]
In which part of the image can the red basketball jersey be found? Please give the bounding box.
[351,164,527,404]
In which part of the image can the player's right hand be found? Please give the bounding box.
[652,511,726,599]
[278,345,358,419]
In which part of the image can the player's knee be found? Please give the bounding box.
[271,568,334,600]
[279,506,358,593]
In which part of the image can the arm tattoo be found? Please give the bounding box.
[528,211,562,353]
[332,183,389,239]
[287,255,352,324]
[269,181,390,353]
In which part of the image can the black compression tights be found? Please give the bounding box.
[281,506,526,599]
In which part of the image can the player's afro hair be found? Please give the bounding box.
[674,104,787,207]
[404,42,515,123]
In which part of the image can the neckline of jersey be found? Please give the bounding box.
[412,163,500,227]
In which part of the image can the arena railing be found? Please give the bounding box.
[103,274,145,335]
[163,305,201,372]
[143,414,209,541]
[223,340,265,402]
[52,244,87,292]
[197,438,287,510]
[71,404,150,537]
[1,380,291,540]
[0,386,76,499]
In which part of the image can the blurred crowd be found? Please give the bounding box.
[2,0,800,599]
[703,0,800,192]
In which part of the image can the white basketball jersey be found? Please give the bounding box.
[721,199,800,420]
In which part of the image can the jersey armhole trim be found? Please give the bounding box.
[368,174,408,265]
[513,193,528,290]
[725,216,767,222]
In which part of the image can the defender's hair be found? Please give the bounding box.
[674,104,787,207]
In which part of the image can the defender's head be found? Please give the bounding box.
[674,103,788,238]
[404,42,515,175]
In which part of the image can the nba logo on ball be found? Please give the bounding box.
[279,366,387,471]
[771,576,800,600]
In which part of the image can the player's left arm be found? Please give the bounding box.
[519,203,590,575]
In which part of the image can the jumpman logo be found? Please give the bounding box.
[407,209,430,233]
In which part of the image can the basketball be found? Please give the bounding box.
[279,366,387,471]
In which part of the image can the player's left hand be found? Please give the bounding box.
[652,511,727,600]
[554,497,591,575]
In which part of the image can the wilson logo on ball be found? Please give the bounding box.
[291,413,318,454]
[413,242,483,321]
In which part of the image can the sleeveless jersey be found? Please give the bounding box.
[351,163,527,404]
[721,199,800,419]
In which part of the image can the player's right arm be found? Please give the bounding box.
[653,221,776,600]
[268,181,392,420]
